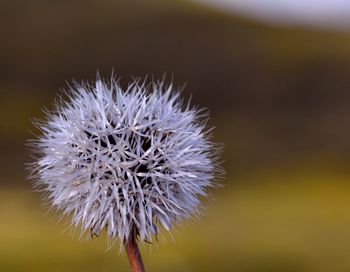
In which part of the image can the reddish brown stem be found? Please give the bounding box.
[124,235,145,272]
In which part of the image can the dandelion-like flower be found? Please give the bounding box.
[29,76,222,271]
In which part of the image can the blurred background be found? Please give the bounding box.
[1,0,350,271]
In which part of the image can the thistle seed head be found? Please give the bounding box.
[29,77,222,246]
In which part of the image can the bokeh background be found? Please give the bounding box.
[1,0,350,271]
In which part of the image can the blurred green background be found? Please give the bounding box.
[1,0,350,271]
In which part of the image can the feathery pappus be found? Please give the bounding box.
[28,76,223,247]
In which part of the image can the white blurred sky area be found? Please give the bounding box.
[191,0,350,29]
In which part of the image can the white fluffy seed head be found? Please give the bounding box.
[28,76,222,247]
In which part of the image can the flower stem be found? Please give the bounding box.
[125,235,145,272]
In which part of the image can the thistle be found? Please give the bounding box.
[28,76,222,272]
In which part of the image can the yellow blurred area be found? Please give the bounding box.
[1,164,350,272]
